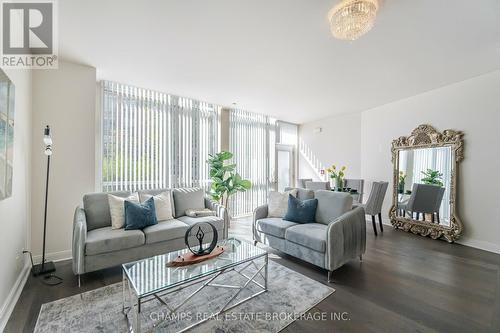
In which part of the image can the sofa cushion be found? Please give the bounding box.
[142,219,189,244]
[83,191,131,231]
[314,190,353,224]
[284,195,318,224]
[285,223,327,252]
[284,240,326,268]
[284,187,315,200]
[140,191,174,221]
[255,218,298,239]
[124,197,158,230]
[268,189,297,218]
[172,188,205,218]
[85,227,145,255]
[139,188,176,215]
[109,192,140,229]
[176,215,224,231]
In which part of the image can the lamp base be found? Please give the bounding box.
[31,261,56,276]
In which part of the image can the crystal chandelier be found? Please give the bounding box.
[328,0,379,41]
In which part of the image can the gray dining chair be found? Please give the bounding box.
[433,188,446,223]
[356,181,389,236]
[343,179,364,203]
[399,183,445,223]
[297,178,313,189]
[305,181,331,190]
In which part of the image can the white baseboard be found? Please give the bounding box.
[457,238,500,255]
[33,249,72,264]
[365,217,500,254]
[0,263,30,332]
[0,250,72,331]
[381,217,392,226]
[364,216,392,226]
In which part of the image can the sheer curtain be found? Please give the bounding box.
[411,147,451,220]
[229,109,276,217]
[101,81,219,192]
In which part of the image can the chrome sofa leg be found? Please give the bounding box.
[359,254,363,261]
[78,274,81,288]
[327,270,333,283]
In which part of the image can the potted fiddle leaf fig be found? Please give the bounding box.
[207,151,251,214]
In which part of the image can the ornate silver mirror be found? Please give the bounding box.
[389,125,464,242]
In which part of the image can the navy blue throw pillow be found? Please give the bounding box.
[124,197,158,230]
[284,194,318,224]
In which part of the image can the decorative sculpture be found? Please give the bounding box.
[184,222,218,256]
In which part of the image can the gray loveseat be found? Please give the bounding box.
[253,188,366,282]
[72,188,227,285]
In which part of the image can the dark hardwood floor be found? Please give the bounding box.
[6,218,500,333]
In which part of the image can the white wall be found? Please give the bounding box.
[31,61,96,261]
[361,70,500,253]
[299,69,500,253]
[0,69,32,330]
[298,112,361,182]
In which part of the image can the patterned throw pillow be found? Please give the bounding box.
[267,189,298,218]
[284,194,318,224]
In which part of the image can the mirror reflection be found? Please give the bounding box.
[397,146,452,227]
[0,69,15,201]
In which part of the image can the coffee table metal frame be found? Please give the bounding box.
[122,242,268,333]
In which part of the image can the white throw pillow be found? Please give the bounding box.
[140,191,174,221]
[267,189,298,218]
[108,193,139,229]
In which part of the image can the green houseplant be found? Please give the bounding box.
[421,169,444,187]
[207,151,251,211]
[398,171,406,194]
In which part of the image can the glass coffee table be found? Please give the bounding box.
[122,238,268,332]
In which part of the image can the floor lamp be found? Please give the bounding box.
[32,125,56,276]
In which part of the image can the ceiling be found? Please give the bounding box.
[59,0,500,124]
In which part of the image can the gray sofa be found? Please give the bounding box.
[72,188,228,285]
[253,188,366,282]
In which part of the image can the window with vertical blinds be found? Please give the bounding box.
[276,121,298,146]
[229,110,275,217]
[101,81,219,192]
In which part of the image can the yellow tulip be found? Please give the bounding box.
[332,165,336,170]
[341,166,346,171]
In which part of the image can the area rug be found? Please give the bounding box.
[34,261,334,332]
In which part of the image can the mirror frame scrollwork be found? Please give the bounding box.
[389,124,464,242]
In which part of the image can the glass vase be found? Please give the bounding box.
[336,178,343,191]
